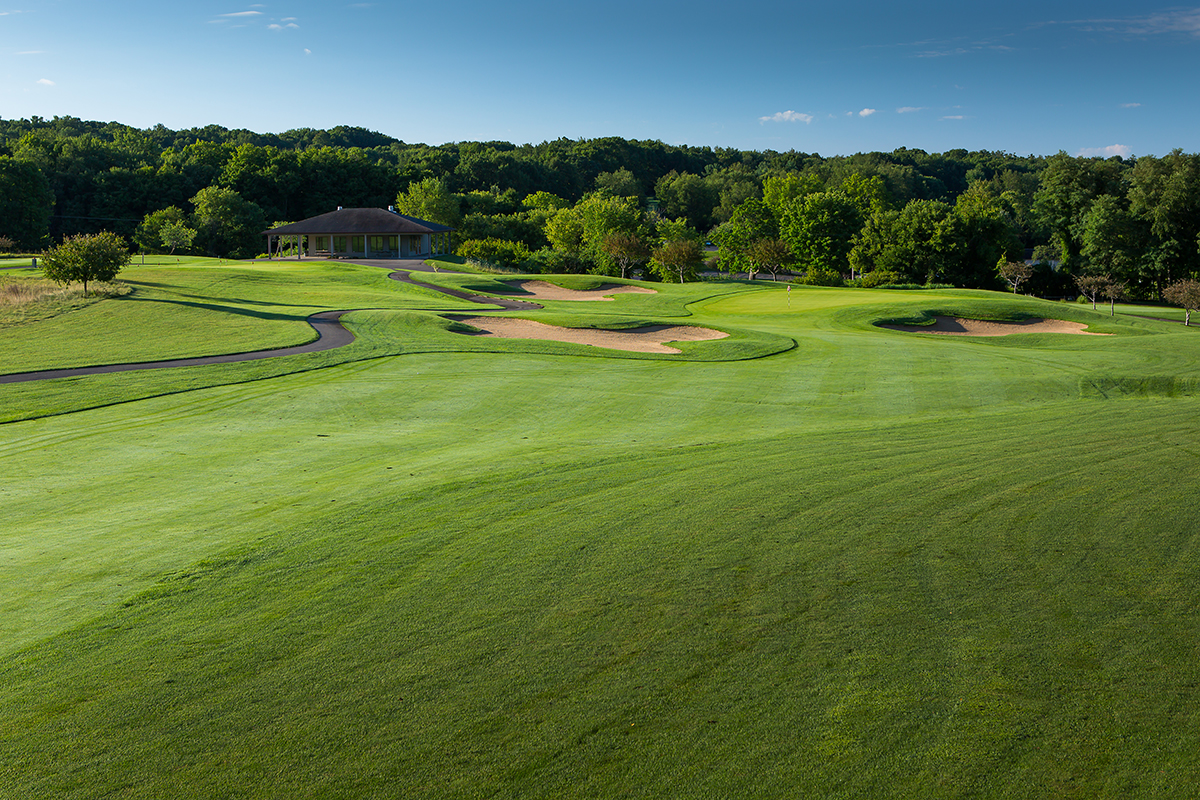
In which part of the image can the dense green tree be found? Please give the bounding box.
[762,173,823,216]
[951,183,1022,287]
[655,171,719,230]
[1080,194,1148,294]
[40,231,130,294]
[0,156,53,249]
[134,206,188,253]
[594,168,643,199]
[850,200,958,283]
[1127,150,1200,293]
[780,191,863,275]
[394,176,460,227]
[1032,152,1127,272]
[190,186,265,258]
[709,198,778,277]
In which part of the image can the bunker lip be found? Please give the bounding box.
[501,280,657,301]
[880,316,1111,337]
[452,316,728,353]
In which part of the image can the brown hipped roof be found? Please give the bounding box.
[263,207,452,236]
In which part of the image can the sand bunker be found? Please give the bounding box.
[881,316,1110,337]
[503,280,657,301]
[455,317,728,353]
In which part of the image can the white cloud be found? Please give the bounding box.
[1120,102,1141,108]
[220,10,263,17]
[1076,144,1132,158]
[267,22,298,29]
[16,50,43,55]
[896,106,925,114]
[858,108,877,117]
[759,110,813,124]
[304,48,312,55]
[941,115,964,120]
[36,78,54,86]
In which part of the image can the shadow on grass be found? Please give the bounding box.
[123,296,312,322]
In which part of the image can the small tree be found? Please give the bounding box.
[998,259,1033,294]
[1101,279,1127,316]
[159,221,196,255]
[747,238,793,281]
[650,238,703,283]
[600,232,650,279]
[41,232,131,295]
[1075,274,1110,310]
[1163,279,1200,326]
[0,235,14,253]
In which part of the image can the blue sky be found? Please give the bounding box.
[2,1,1198,157]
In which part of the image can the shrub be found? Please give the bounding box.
[797,269,845,287]
[457,238,533,271]
[859,269,900,288]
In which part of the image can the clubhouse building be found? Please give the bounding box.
[263,207,453,259]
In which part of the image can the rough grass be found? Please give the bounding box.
[0,275,130,327]
[2,270,1200,797]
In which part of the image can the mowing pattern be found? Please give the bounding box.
[1,260,1199,798]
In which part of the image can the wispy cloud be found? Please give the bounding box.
[759,110,813,124]
[1120,102,1141,108]
[941,115,965,120]
[268,22,299,30]
[220,10,262,16]
[1077,144,1132,158]
[36,78,54,86]
[1059,9,1200,37]
[16,50,43,55]
[896,106,925,114]
[304,48,312,55]
[858,108,877,117]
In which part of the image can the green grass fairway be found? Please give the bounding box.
[2,271,1200,798]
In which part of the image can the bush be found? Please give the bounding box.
[797,269,845,287]
[859,269,901,288]
[457,238,533,271]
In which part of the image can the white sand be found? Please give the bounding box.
[881,316,1110,337]
[503,280,657,301]
[455,317,728,353]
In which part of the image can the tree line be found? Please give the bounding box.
[3,115,1200,300]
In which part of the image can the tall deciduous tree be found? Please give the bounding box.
[0,155,53,250]
[190,186,265,258]
[135,206,188,253]
[394,177,461,227]
[41,231,131,295]
[780,191,862,276]
[1033,152,1126,273]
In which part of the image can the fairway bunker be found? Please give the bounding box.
[502,280,657,301]
[881,316,1110,337]
[454,316,728,353]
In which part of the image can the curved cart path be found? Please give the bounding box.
[1,263,543,385]
[0,310,354,385]
[386,269,543,311]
